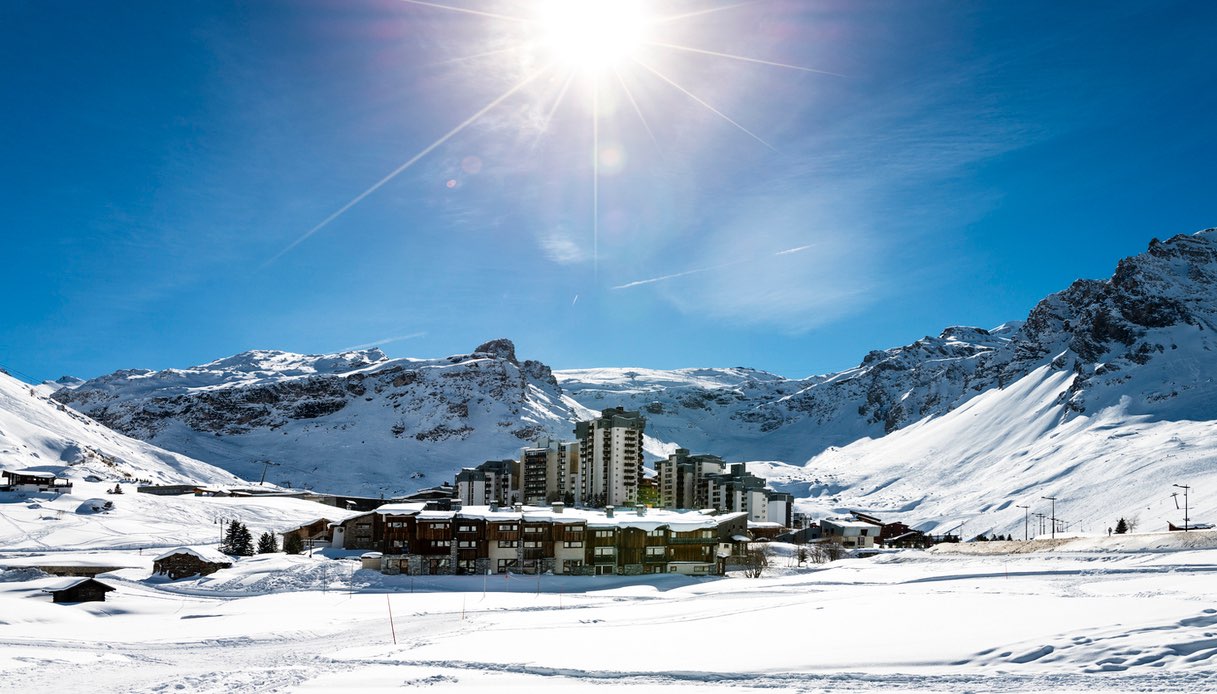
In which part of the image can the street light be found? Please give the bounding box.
[1016,505,1030,541]
[1173,484,1191,531]
[1042,496,1057,540]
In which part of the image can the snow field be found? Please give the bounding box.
[1,543,1215,692]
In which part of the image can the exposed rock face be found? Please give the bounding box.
[54,343,585,496]
[560,230,1217,461]
[53,230,1217,495]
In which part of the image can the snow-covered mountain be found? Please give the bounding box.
[53,339,590,496]
[564,230,1217,461]
[51,230,1217,528]
[0,369,243,486]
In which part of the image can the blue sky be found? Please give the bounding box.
[3,0,1216,383]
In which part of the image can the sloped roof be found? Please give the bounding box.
[153,546,232,564]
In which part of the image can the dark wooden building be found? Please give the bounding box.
[46,578,115,603]
[152,547,233,580]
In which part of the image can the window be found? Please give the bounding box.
[562,560,582,574]
[523,541,542,549]
[646,546,665,557]
[498,523,518,532]
[563,541,583,548]
[498,540,518,548]
[524,526,544,534]
[458,541,476,549]
[594,546,615,556]
[594,530,614,538]
[433,540,451,548]
[458,525,475,533]
[392,540,407,549]
[647,529,665,537]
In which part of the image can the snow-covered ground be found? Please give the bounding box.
[1,515,1215,693]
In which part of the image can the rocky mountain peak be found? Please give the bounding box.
[473,339,518,365]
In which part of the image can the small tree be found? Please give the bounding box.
[283,533,304,555]
[742,543,772,578]
[256,532,278,554]
[796,544,811,566]
[1114,518,1129,534]
[222,520,255,556]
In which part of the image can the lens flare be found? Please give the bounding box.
[535,0,651,73]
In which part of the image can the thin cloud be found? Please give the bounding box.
[343,332,427,351]
[613,245,815,290]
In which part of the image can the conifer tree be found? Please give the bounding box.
[256,531,278,554]
[283,533,304,555]
[1115,518,1129,534]
[222,520,255,556]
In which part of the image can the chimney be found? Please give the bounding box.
[551,501,565,514]
[489,501,499,512]
[605,505,614,518]
[514,503,524,512]
[636,505,647,516]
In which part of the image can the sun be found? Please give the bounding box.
[533,0,651,73]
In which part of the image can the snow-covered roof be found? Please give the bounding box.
[41,577,115,593]
[748,521,783,528]
[822,518,882,530]
[373,503,427,516]
[368,503,746,531]
[153,546,232,564]
[2,469,58,479]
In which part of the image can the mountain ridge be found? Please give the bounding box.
[47,229,1217,527]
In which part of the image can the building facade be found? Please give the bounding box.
[334,503,747,577]
[518,438,579,505]
[655,448,726,509]
[454,459,517,506]
[574,407,645,507]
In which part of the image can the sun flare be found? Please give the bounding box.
[534,0,651,73]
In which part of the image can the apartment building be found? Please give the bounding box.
[655,448,726,509]
[334,503,747,577]
[704,463,793,527]
[574,407,645,507]
[454,459,517,507]
[518,438,579,505]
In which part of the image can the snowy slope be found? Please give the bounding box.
[791,363,1217,537]
[49,230,1217,517]
[0,369,243,486]
[54,340,591,496]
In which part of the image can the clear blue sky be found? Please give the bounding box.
[3,0,1215,383]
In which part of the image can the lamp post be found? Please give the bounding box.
[1016,504,1030,541]
[1173,484,1191,531]
[1042,496,1057,540]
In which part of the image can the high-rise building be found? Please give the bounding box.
[454,459,517,506]
[518,437,579,505]
[704,463,793,526]
[655,448,726,509]
[573,407,645,507]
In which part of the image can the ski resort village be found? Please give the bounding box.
[7,0,1217,690]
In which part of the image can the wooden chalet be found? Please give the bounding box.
[280,518,334,547]
[152,547,233,580]
[1,469,72,493]
[45,578,115,604]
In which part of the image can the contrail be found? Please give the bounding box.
[646,41,846,78]
[343,332,427,351]
[613,260,743,289]
[613,244,814,290]
[265,66,550,266]
[776,244,813,255]
[398,0,527,24]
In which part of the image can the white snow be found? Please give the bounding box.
[0,522,1213,692]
